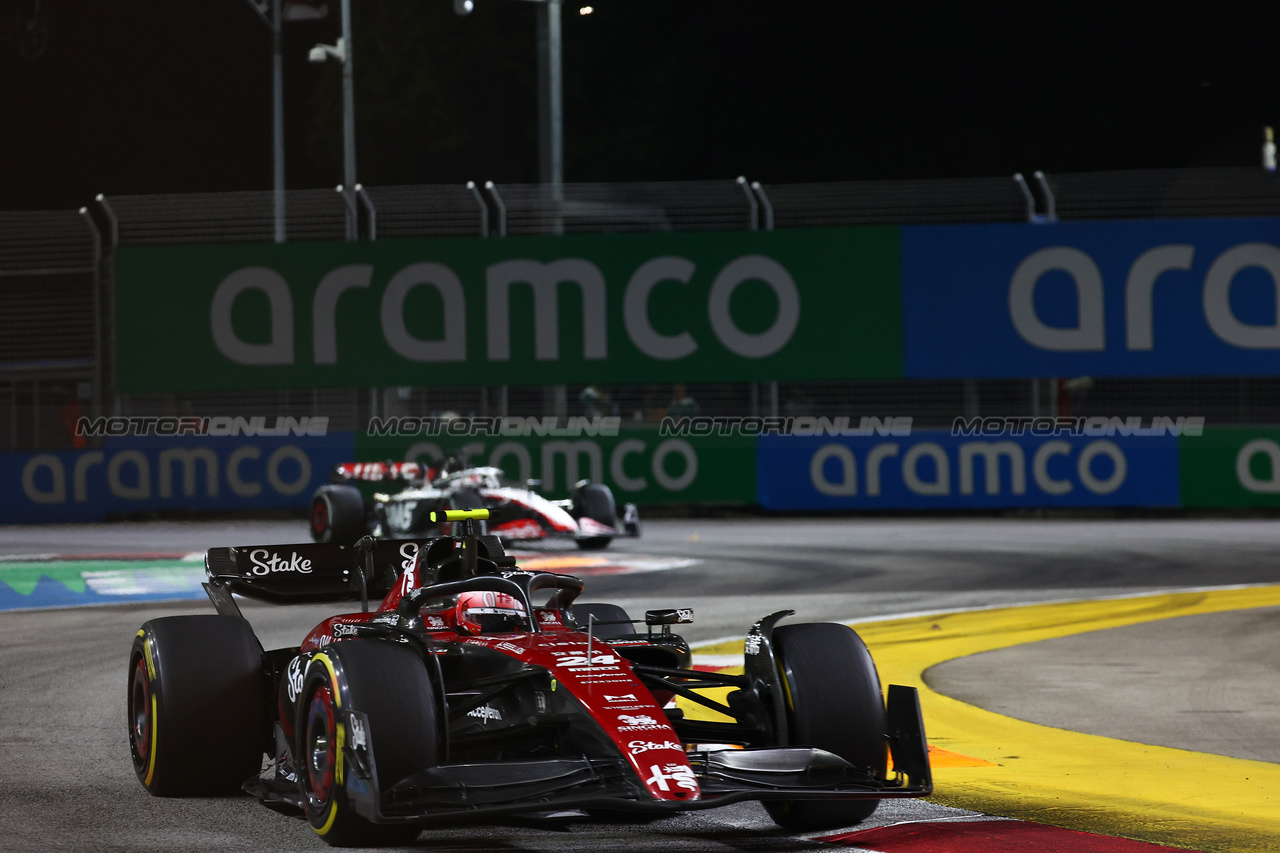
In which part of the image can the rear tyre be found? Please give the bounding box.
[128,616,266,797]
[763,623,887,831]
[572,483,616,550]
[301,641,436,847]
[311,485,367,545]
[569,602,635,638]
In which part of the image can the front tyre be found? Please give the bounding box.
[763,623,887,831]
[572,483,616,550]
[128,616,266,796]
[301,641,436,847]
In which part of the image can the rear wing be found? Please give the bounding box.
[331,461,423,483]
[203,538,434,613]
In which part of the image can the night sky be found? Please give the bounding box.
[3,2,1279,211]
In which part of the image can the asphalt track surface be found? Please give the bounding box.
[2,517,1279,852]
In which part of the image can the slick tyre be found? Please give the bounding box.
[572,483,616,550]
[570,602,636,638]
[311,485,367,545]
[763,623,887,831]
[300,641,437,847]
[128,616,266,797]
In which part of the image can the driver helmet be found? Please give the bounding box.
[449,591,528,635]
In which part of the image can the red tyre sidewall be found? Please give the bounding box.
[128,636,158,789]
[299,655,347,835]
[311,498,329,538]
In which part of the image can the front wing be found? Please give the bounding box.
[250,685,931,824]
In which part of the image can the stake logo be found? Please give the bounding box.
[398,542,419,573]
[348,715,368,750]
[286,656,305,703]
[629,740,684,755]
[248,549,313,576]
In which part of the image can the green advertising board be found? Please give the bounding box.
[1179,426,1280,508]
[355,427,756,505]
[114,227,902,392]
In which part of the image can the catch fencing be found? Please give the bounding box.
[4,167,1280,479]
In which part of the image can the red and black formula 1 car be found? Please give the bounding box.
[311,461,641,550]
[128,510,931,847]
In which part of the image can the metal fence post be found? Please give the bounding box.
[79,207,102,421]
[468,179,494,414]
[751,180,779,414]
[337,184,358,240]
[1013,173,1036,223]
[466,180,490,237]
[1034,171,1058,222]
[736,176,758,231]
[356,183,376,240]
[93,194,119,416]
[485,181,507,237]
[751,181,774,231]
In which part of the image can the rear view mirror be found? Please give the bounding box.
[645,608,693,626]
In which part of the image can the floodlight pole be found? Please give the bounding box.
[536,0,563,205]
[272,0,286,242]
[463,0,565,230]
[309,0,358,239]
[340,0,357,205]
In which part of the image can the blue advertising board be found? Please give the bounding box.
[902,217,1280,377]
[756,430,1180,510]
[0,433,354,524]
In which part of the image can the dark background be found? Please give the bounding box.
[3,1,1279,211]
